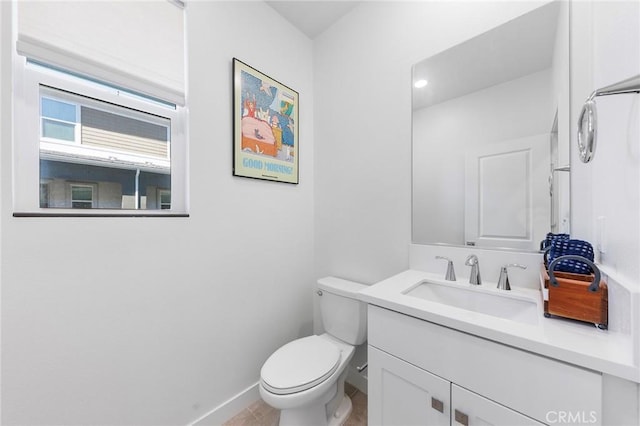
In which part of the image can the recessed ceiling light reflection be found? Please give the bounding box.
[414,79,428,88]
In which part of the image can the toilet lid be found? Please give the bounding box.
[261,335,341,395]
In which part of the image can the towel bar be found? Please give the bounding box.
[577,74,640,163]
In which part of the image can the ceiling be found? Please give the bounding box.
[413,1,560,110]
[265,1,560,109]
[265,1,360,39]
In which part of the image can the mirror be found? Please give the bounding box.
[412,1,570,251]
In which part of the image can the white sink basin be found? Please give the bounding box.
[403,280,539,325]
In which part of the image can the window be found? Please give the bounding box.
[70,184,94,209]
[12,0,187,216]
[13,61,188,215]
[39,182,49,208]
[159,189,171,210]
[41,97,78,142]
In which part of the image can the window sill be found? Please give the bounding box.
[13,212,189,218]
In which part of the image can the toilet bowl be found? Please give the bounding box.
[259,277,367,426]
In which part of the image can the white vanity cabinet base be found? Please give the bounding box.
[369,345,544,426]
[368,305,603,425]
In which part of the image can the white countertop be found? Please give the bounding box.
[359,269,639,383]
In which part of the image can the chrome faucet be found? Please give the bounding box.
[464,254,481,285]
[497,264,527,290]
[435,256,456,281]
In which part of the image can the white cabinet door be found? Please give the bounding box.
[451,384,544,426]
[368,345,450,426]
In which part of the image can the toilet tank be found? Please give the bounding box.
[317,277,368,345]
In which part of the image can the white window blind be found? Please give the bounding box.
[16,0,186,105]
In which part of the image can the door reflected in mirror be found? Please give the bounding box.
[412,0,570,251]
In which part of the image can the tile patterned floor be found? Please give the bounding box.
[223,383,367,426]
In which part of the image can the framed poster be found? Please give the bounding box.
[233,58,299,184]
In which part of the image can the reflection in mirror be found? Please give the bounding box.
[412,1,570,251]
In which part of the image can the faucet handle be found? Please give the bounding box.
[464,254,478,266]
[497,264,527,290]
[464,254,481,285]
[435,256,456,281]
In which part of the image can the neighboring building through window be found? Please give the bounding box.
[38,84,172,210]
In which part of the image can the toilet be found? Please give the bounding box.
[259,276,368,426]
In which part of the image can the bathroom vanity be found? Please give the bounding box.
[367,305,598,425]
[359,266,639,426]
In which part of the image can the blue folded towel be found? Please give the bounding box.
[548,239,595,275]
[541,232,570,250]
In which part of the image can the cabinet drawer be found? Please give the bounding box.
[368,305,603,425]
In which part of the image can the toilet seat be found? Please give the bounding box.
[261,335,341,395]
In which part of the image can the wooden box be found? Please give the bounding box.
[540,265,608,329]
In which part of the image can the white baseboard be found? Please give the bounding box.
[189,382,260,426]
[346,366,368,395]
[188,370,367,426]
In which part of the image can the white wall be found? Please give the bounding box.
[570,0,640,378]
[1,2,314,425]
[313,0,550,390]
[313,0,638,297]
[412,69,553,245]
[313,0,638,393]
[570,0,640,287]
[313,1,547,287]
